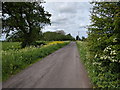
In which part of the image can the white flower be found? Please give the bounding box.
[100,56,104,60]
[104,56,107,60]
[93,62,101,65]
[107,56,111,59]
[113,38,117,42]
[111,56,115,59]
[97,37,101,40]
[94,54,97,58]
[100,55,109,60]
[104,45,112,52]
[104,48,108,52]
[110,50,116,55]
[111,59,117,62]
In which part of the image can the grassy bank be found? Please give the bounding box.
[76,41,92,77]
[2,41,69,81]
[76,41,120,88]
[77,41,95,88]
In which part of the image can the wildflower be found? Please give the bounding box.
[94,54,97,58]
[111,59,117,62]
[103,48,108,52]
[100,56,104,60]
[113,38,117,42]
[47,41,64,45]
[111,56,115,59]
[100,55,108,60]
[93,62,101,65]
[104,56,107,60]
[110,50,116,55]
[97,37,101,40]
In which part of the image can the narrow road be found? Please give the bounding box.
[3,42,92,88]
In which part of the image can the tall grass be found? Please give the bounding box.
[77,41,94,87]
[2,42,21,51]
[2,41,69,81]
[76,41,90,66]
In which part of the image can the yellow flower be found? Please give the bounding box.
[47,41,64,45]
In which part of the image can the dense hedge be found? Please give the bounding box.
[87,2,120,88]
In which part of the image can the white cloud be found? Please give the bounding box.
[42,2,92,38]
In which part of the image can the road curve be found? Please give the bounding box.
[3,42,92,88]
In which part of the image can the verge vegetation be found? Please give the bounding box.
[77,41,120,88]
[2,41,69,81]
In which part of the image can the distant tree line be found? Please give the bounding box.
[76,35,86,41]
[39,31,75,41]
[8,30,75,41]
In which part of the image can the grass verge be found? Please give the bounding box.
[76,41,120,88]
[76,41,93,87]
[2,41,69,81]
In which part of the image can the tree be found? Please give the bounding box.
[65,33,75,41]
[2,2,51,48]
[81,36,86,41]
[76,35,80,40]
[55,30,65,35]
[41,31,74,41]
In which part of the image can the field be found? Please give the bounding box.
[76,41,120,88]
[2,41,69,81]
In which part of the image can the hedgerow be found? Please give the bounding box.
[87,2,120,88]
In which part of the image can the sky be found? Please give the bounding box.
[42,2,92,38]
[0,1,92,40]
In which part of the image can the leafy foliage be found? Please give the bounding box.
[87,2,120,88]
[2,2,51,48]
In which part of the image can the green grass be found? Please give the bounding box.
[76,41,120,88]
[76,41,88,62]
[76,41,91,67]
[2,41,49,51]
[2,41,69,81]
[76,41,93,87]
[2,42,21,51]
